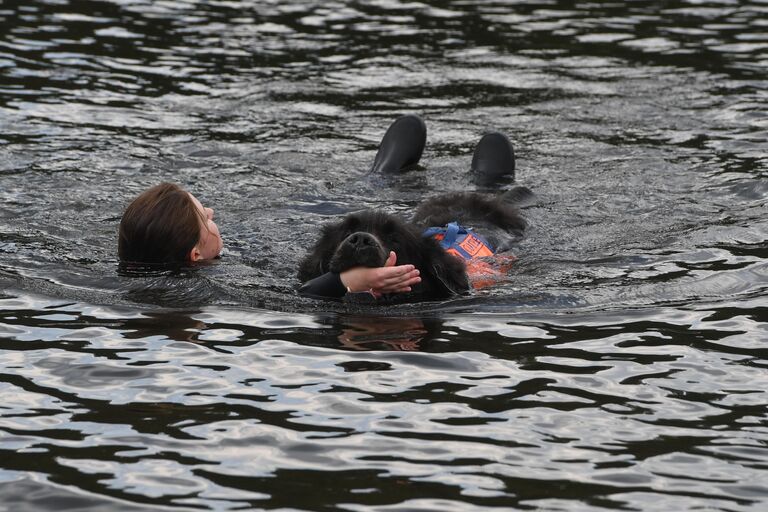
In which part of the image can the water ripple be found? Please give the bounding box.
[1,0,767,510]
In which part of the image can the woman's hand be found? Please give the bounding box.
[340,251,421,297]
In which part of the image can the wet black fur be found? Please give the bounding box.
[298,190,529,301]
[412,191,527,253]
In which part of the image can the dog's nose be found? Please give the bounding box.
[348,232,376,248]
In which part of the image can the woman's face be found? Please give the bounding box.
[189,193,223,260]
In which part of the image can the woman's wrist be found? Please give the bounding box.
[339,267,370,293]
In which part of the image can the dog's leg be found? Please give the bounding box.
[470,132,516,186]
[370,114,427,173]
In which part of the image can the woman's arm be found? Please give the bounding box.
[298,271,348,298]
[298,251,421,299]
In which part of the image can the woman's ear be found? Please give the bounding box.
[188,246,202,262]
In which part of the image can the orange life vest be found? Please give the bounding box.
[423,222,515,289]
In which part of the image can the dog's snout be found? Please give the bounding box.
[348,232,376,248]
[329,229,388,272]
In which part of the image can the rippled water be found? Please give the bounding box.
[1,0,767,510]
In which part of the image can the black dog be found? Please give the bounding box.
[297,190,528,301]
[299,114,531,302]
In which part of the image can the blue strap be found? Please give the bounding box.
[442,222,461,249]
[423,222,465,250]
[423,222,496,259]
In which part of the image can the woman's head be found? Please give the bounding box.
[118,183,222,264]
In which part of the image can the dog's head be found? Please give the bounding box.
[298,210,469,300]
[299,211,423,276]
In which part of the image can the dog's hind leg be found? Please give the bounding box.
[470,132,516,186]
[370,114,427,173]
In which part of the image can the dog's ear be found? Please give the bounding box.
[297,222,342,281]
[429,255,470,297]
[417,240,470,298]
[298,251,326,282]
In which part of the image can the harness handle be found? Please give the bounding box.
[441,222,461,249]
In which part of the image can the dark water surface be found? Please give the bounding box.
[1,0,767,510]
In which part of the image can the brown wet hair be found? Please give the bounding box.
[118,183,204,264]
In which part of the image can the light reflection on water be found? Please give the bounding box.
[1,0,767,510]
[1,292,766,509]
